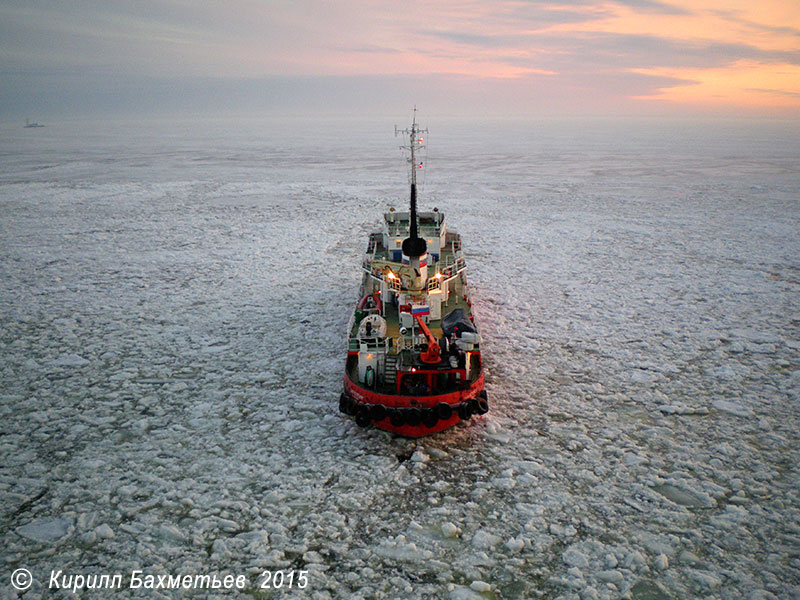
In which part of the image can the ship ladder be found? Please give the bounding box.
[383,353,399,385]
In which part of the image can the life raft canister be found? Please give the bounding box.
[365,365,375,388]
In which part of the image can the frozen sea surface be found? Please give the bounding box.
[1,116,799,599]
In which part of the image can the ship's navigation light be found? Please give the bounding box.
[435,272,442,279]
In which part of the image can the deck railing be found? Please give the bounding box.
[348,336,392,353]
[363,254,466,291]
[440,255,466,280]
[347,334,417,354]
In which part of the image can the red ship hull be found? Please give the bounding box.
[342,370,486,437]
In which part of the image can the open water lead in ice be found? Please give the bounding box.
[340,113,488,437]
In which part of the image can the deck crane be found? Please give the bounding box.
[415,314,441,364]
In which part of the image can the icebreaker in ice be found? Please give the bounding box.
[340,110,488,436]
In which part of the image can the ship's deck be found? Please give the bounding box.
[349,287,473,350]
[366,230,462,266]
[349,225,478,393]
[384,294,471,342]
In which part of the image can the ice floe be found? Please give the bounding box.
[1,117,798,599]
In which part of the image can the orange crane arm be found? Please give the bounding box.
[414,314,441,364]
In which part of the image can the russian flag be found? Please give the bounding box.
[412,305,430,316]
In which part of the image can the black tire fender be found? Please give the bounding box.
[476,391,489,414]
[370,404,387,422]
[405,407,422,427]
[435,402,453,420]
[389,408,405,427]
[346,399,359,416]
[356,405,372,428]
[422,408,439,428]
[457,402,472,421]
[467,398,479,415]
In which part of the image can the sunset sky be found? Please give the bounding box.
[1,0,799,118]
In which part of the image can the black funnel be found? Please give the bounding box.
[402,183,427,258]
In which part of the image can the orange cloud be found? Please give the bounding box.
[541,1,800,53]
[529,1,800,109]
[366,1,800,109]
[4,0,799,114]
[632,59,800,107]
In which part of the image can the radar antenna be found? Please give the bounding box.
[395,107,428,259]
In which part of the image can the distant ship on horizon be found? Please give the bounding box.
[24,118,45,128]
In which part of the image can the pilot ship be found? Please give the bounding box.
[340,112,488,436]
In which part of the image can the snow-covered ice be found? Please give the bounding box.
[1,116,799,599]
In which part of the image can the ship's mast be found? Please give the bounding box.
[396,107,428,261]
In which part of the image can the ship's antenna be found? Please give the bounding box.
[396,106,428,259]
